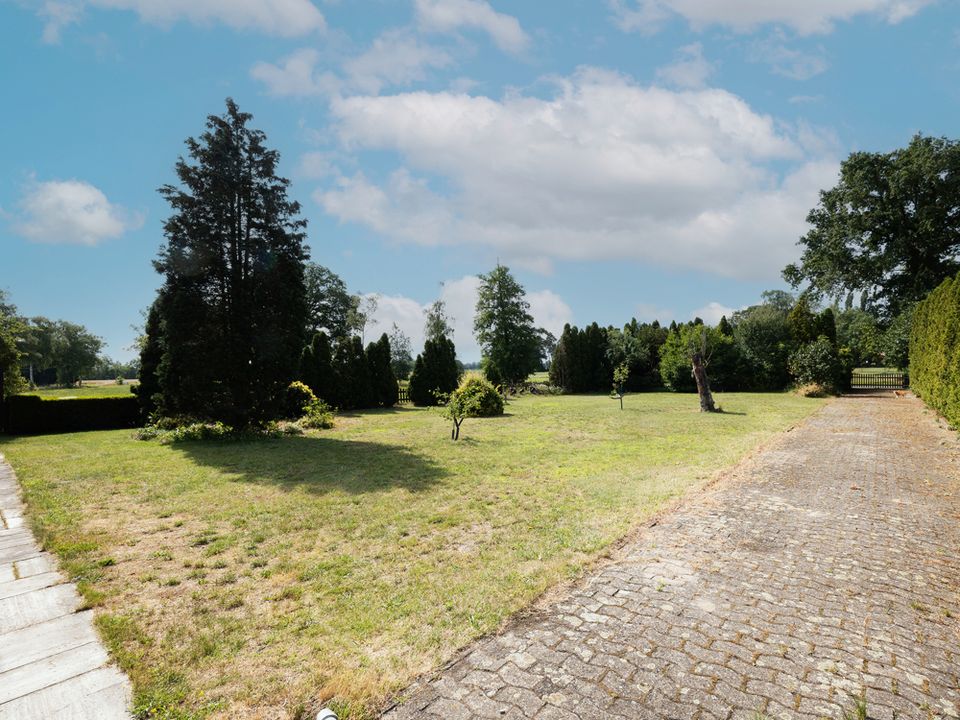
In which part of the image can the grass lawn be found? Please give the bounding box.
[21,382,138,399]
[0,391,824,719]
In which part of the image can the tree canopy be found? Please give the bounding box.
[474,265,540,386]
[784,134,960,318]
[304,263,358,339]
[147,98,308,425]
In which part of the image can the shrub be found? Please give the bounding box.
[2,395,140,435]
[301,398,334,429]
[451,376,504,417]
[285,381,317,419]
[789,336,844,392]
[910,272,960,427]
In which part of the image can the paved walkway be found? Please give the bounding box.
[384,394,960,720]
[0,454,131,719]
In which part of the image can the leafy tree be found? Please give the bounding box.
[299,331,335,404]
[612,363,629,410]
[408,336,459,406]
[152,99,308,425]
[388,323,414,379]
[835,309,881,366]
[536,328,557,371]
[0,291,26,399]
[730,302,792,390]
[784,134,960,318]
[659,323,730,406]
[474,265,541,387]
[304,263,357,339]
[441,376,503,440]
[367,333,398,407]
[351,295,379,343]
[789,336,844,391]
[424,299,454,342]
[881,306,914,370]
[49,321,103,386]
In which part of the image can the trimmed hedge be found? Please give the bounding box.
[1,395,141,435]
[910,272,960,427]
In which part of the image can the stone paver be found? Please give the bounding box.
[383,394,960,720]
[0,454,131,720]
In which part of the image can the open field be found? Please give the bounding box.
[0,392,824,719]
[20,381,138,399]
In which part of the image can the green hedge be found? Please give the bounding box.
[910,272,960,427]
[1,395,141,435]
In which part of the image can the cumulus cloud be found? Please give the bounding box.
[415,0,529,54]
[13,178,142,246]
[35,0,325,40]
[655,42,714,88]
[610,0,934,35]
[367,275,572,361]
[317,67,838,280]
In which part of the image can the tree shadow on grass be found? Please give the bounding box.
[173,435,446,495]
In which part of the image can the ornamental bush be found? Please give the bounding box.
[910,272,960,427]
[284,381,317,419]
[451,376,504,417]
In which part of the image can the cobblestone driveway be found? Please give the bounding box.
[383,394,960,720]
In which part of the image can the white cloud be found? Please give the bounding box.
[318,67,838,280]
[253,31,452,98]
[610,0,934,35]
[251,49,337,97]
[691,301,735,325]
[35,0,325,40]
[367,275,572,361]
[344,29,453,95]
[635,303,675,323]
[655,42,714,88]
[415,0,530,54]
[297,151,338,179]
[749,34,829,80]
[13,178,142,246]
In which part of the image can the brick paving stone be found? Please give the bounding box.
[382,394,960,719]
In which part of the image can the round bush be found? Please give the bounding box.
[789,336,844,391]
[285,381,318,419]
[452,376,504,417]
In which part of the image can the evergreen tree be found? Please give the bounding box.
[817,308,837,346]
[332,336,374,410]
[367,333,398,407]
[135,297,165,419]
[408,336,459,405]
[788,296,819,346]
[152,99,308,425]
[299,332,335,404]
[717,315,734,336]
[474,265,540,387]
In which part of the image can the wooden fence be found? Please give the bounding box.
[398,387,411,404]
[850,371,909,390]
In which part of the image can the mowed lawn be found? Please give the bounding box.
[21,382,138,399]
[0,392,824,720]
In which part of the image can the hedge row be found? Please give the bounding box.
[910,272,960,427]
[1,395,141,435]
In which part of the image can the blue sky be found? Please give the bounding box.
[2,0,959,361]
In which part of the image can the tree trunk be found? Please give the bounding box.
[691,352,717,413]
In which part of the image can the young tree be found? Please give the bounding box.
[151,99,308,425]
[474,265,540,387]
[388,323,414,379]
[784,134,960,318]
[424,299,454,342]
[304,263,357,339]
[612,363,629,410]
[659,323,726,411]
